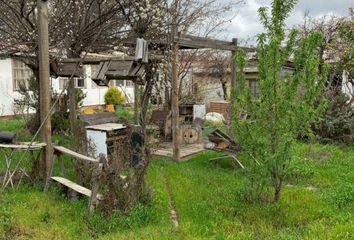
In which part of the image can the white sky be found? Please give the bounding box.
[220,0,353,44]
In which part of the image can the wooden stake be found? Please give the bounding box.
[171,10,180,161]
[38,0,53,183]
[230,38,238,119]
[89,154,104,212]
[134,82,139,124]
[68,79,77,135]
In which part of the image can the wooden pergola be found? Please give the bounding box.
[49,33,255,162]
[33,0,254,186]
[54,34,254,161]
[165,34,253,160]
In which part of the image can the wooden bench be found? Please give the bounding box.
[50,146,104,212]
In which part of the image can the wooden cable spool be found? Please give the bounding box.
[183,127,199,144]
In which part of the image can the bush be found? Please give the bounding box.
[14,75,87,133]
[104,87,126,105]
[51,88,86,133]
[313,92,354,144]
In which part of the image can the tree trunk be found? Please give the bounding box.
[68,79,77,135]
[272,172,282,202]
[221,78,228,100]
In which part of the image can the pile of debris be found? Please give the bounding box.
[207,129,240,152]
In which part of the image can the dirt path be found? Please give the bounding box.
[162,168,179,227]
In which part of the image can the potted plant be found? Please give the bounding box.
[104,87,126,112]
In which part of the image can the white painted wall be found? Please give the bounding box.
[0,59,136,117]
[79,65,135,106]
[81,65,107,106]
[0,58,26,116]
[86,130,107,158]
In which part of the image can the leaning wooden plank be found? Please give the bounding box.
[51,176,103,200]
[53,146,98,163]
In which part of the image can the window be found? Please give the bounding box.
[12,59,33,90]
[248,80,260,98]
[75,78,85,88]
[109,80,124,87]
[59,78,68,89]
[59,78,85,89]
[126,80,134,87]
[108,80,134,88]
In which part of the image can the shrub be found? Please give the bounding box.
[51,88,86,133]
[313,92,354,144]
[104,87,126,105]
[14,76,87,133]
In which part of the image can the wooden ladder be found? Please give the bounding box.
[50,145,104,212]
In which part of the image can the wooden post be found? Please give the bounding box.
[68,79,77,135]
[89,154,104,212]
[164,73,170,110]
[171,9,180,161]
[134,82,139,124]
[230,38,238,119]
[38,0,53,183]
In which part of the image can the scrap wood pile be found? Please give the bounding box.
[97,123,151,213]
[206,129,245,169]
[207,129,240,153]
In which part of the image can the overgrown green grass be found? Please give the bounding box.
[0,119,353,239]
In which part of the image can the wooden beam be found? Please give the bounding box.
[176,34,236,51]
[171,9,180,161]
[230,38,238,111]
[53,146,99,164]
[61,56,135,63]
[177,34,254,52]
[134,83,139,124]
[38,0,53,183]
[68,78,77,135]
[121,35,254,52]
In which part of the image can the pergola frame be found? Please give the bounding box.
[158,34,254,160]
[53,34,254,161]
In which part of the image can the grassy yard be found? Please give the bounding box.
[0,119,353,239]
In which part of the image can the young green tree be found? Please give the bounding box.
[233,0,328,202]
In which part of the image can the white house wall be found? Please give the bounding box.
[1,59,136,117]
[0,58,27,116]
[80,65,135,106]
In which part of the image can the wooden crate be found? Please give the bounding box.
[208,101,230,117]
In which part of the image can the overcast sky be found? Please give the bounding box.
[221,0,353,44]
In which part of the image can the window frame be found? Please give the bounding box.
[12,59,33,91]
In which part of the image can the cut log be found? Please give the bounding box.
[51,176,103,200]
